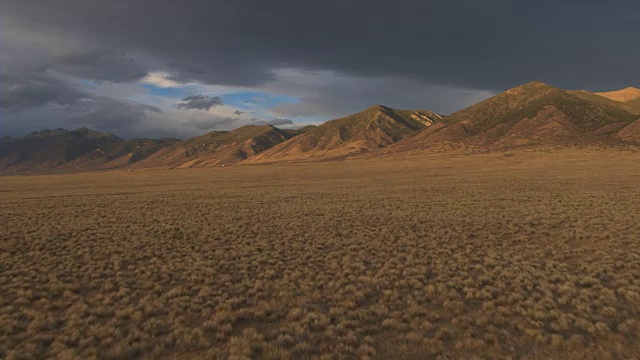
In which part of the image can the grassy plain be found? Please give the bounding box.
[1,148,639,359]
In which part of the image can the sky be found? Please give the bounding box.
[1,0,638,139]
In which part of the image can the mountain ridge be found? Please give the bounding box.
[596,87,640,103]
[130,124,297,169]
[0,127,181,175]
[245,105,443,163]
[391,81,638,150]
[2,82,640,174]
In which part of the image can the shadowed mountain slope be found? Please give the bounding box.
[568,90,640,115]
[615,117,640,142]
[57,138,180,172]
[245,105,443,163]
[0,128,179,175]
[0,128,123,174]
[297,125,319,133]
[131,124,296,168]
[627,98,640,112]
[595,87,640,114]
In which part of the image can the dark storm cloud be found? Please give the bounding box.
[0,24,157,132]
[164,62,209,84]
[2,0,639,138]
[265,70,496,118]
[176,95,224,111]
[0,70,89,111]
[2,0,638,91]
[52,50,147,83]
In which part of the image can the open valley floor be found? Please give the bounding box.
[1,148,639,359]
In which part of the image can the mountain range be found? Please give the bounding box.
[2,82,639,175]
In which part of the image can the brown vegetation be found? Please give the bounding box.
[1,148,639,359]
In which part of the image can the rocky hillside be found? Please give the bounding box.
[4,82,640,174]
[0,128,123,174]
[246,105,443,163]
[395,82,638,150]
[0,127,180,175]
[131,125,297,169]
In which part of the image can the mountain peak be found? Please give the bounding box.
[233,124,280,134]
[499,81,560,98]
[596,87,640,102]
[71,127,122,141]
[434,79,638,141]
[524,80,549,86]
[23,128,70,139]
[363,104,390,112]
[245,105,441,163]
[515,81,556,90]
[74,126,102,135]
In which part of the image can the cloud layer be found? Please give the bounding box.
[1,0,638,138]
[4,0,638,89]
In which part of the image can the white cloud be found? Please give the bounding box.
[139,71,250,96]
[140,71,184,88]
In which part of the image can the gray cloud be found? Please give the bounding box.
[176,95,224,111]
[2,0,639,139]
[233,110,246,115]
[65,97,161,131]
[51,50,147,82]
[164,62,209,84]
[0,70,90,111]
[264,70,495,118]
[0,67,161,135]
[251,118,294,126]
[267,118,294,126]
[185,117,238,130]
[1,96,164,138]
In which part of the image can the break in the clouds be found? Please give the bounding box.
[176,95,224,111]
[1,0,638,138]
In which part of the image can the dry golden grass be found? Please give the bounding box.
[1,148,639,359]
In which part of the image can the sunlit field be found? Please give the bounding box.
[1,148,639,359]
